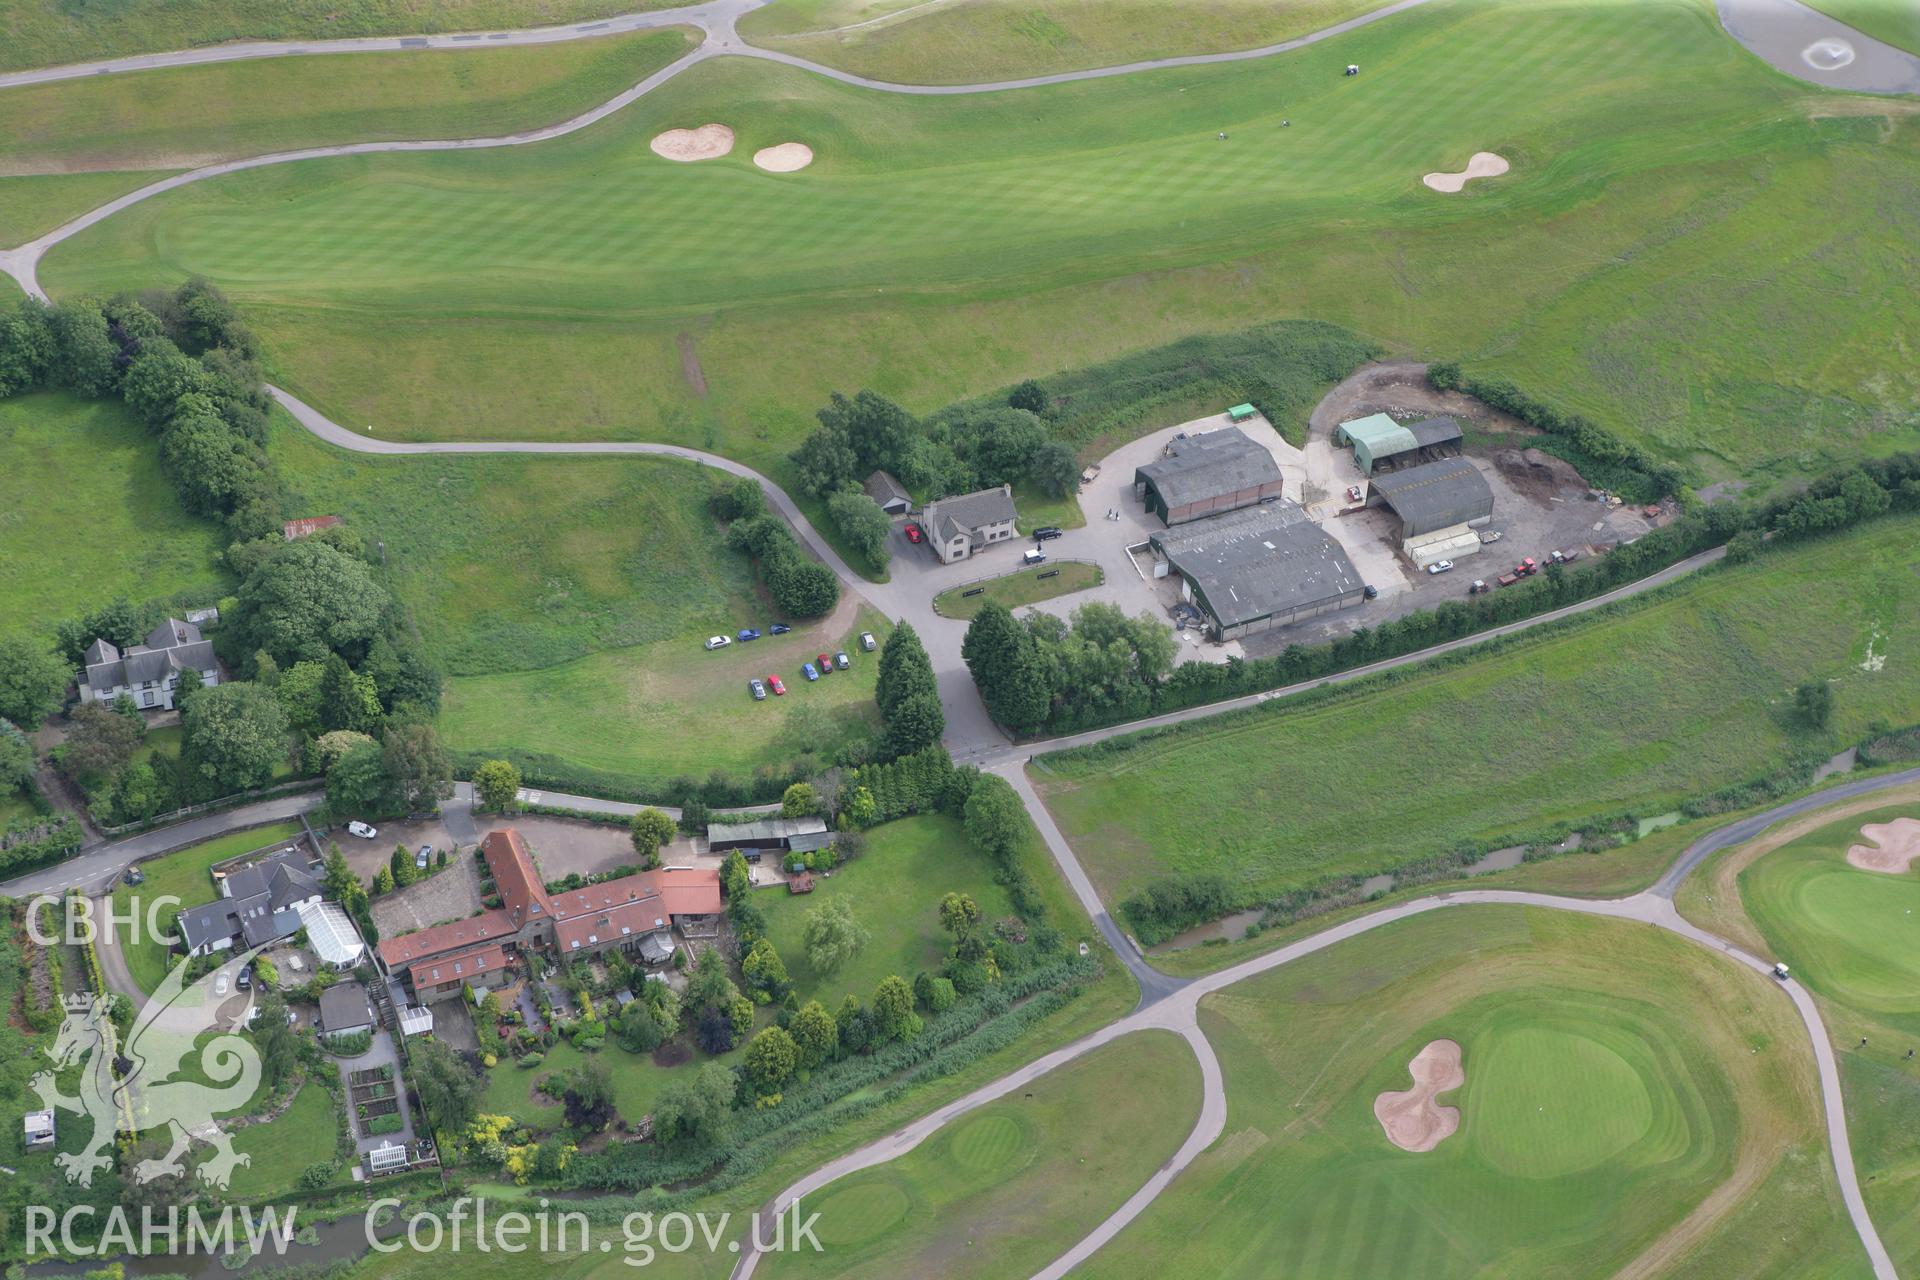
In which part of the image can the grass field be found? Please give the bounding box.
[737,0,1392,83]
[0,392,228,640]
[931,560,1102,619]
[272,425,755,677]
[759,1030,1202,1279]
[1081,907,1866,1280]
[110,821,305,994]
[1694,800,1920,1271]
[440,609,890,784]
[0,29,696,175]
[1034,516,1920,908]
[1805,0,1920,54]
[0,0,676,70]
[36,0,1920,482]
[757,813,1034,1007]
[273,423,886,786]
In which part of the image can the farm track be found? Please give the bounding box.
[1,0,1914,1273]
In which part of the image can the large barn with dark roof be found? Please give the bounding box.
[1134,427,1285,526]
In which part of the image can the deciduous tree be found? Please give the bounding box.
[472,759,522,812]
[181,681,288,795]
[802,897,869,976]
[0,638,70,730]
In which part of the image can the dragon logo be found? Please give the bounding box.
[32,950,264,1188]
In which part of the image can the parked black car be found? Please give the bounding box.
[1033,527,1064,541]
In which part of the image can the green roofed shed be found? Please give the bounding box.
[1335,413,1419,474]
[1227,403,1257,422]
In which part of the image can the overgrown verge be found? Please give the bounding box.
[1427,361,1687,501]
[563,952,1101,1200]
[1117,713,1910,946]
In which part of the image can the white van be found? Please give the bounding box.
[1023,549,1047,566]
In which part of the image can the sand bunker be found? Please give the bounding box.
[1422,152,1510,193]
[753,142,815,173]
[650,124,734,162]
[1847,818,1920,874]
[1375,1039,1465,1152]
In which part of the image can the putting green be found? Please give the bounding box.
[1740,806,1920,1018]
[761,1029,1201,1279]
[1467,1014,1665,1179]
[1075,907,1864,1280]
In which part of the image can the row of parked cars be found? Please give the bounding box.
[705,622,794,649]
[703,629,878,701]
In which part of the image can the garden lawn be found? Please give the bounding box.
[758,813,1029,1009]
[738,0,1393,83]
[439,610,890,788]
[1080,906,1866,1280]
[0,393,227,640]
[111,821,305,994]
[1714,801,1920,1272]
[0,0,677,69]
[224,1079,344,1199]
[933,561,1102,620]
[1034,516,1920,908]
[477,1037,715,1134]
[0,29,697,174]
[38,0,1920,481]
[759,1029,1202,1279]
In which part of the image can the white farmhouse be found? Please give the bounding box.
[79,618,220,710]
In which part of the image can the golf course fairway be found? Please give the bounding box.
[1074,906,1867,1280]
[1719,801,1920,1271]
[33,0,1920,479]
[758,1030,1201,1278]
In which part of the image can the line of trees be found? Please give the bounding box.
[964,600,1177,736]
[711,477,840,619]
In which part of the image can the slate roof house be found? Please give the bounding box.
[1134,427,1285,526]
[176,848,324,957]
[918,484,1018,564]
[377,828,723,1003]
[80,619,221,710]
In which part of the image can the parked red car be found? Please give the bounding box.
[817,653,833,675]
[767,674,786,696]
[904,522,923,544]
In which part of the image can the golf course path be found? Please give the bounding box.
[0,0,759,88]
[4,0,1911,96]
[733,776,1913,1279]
